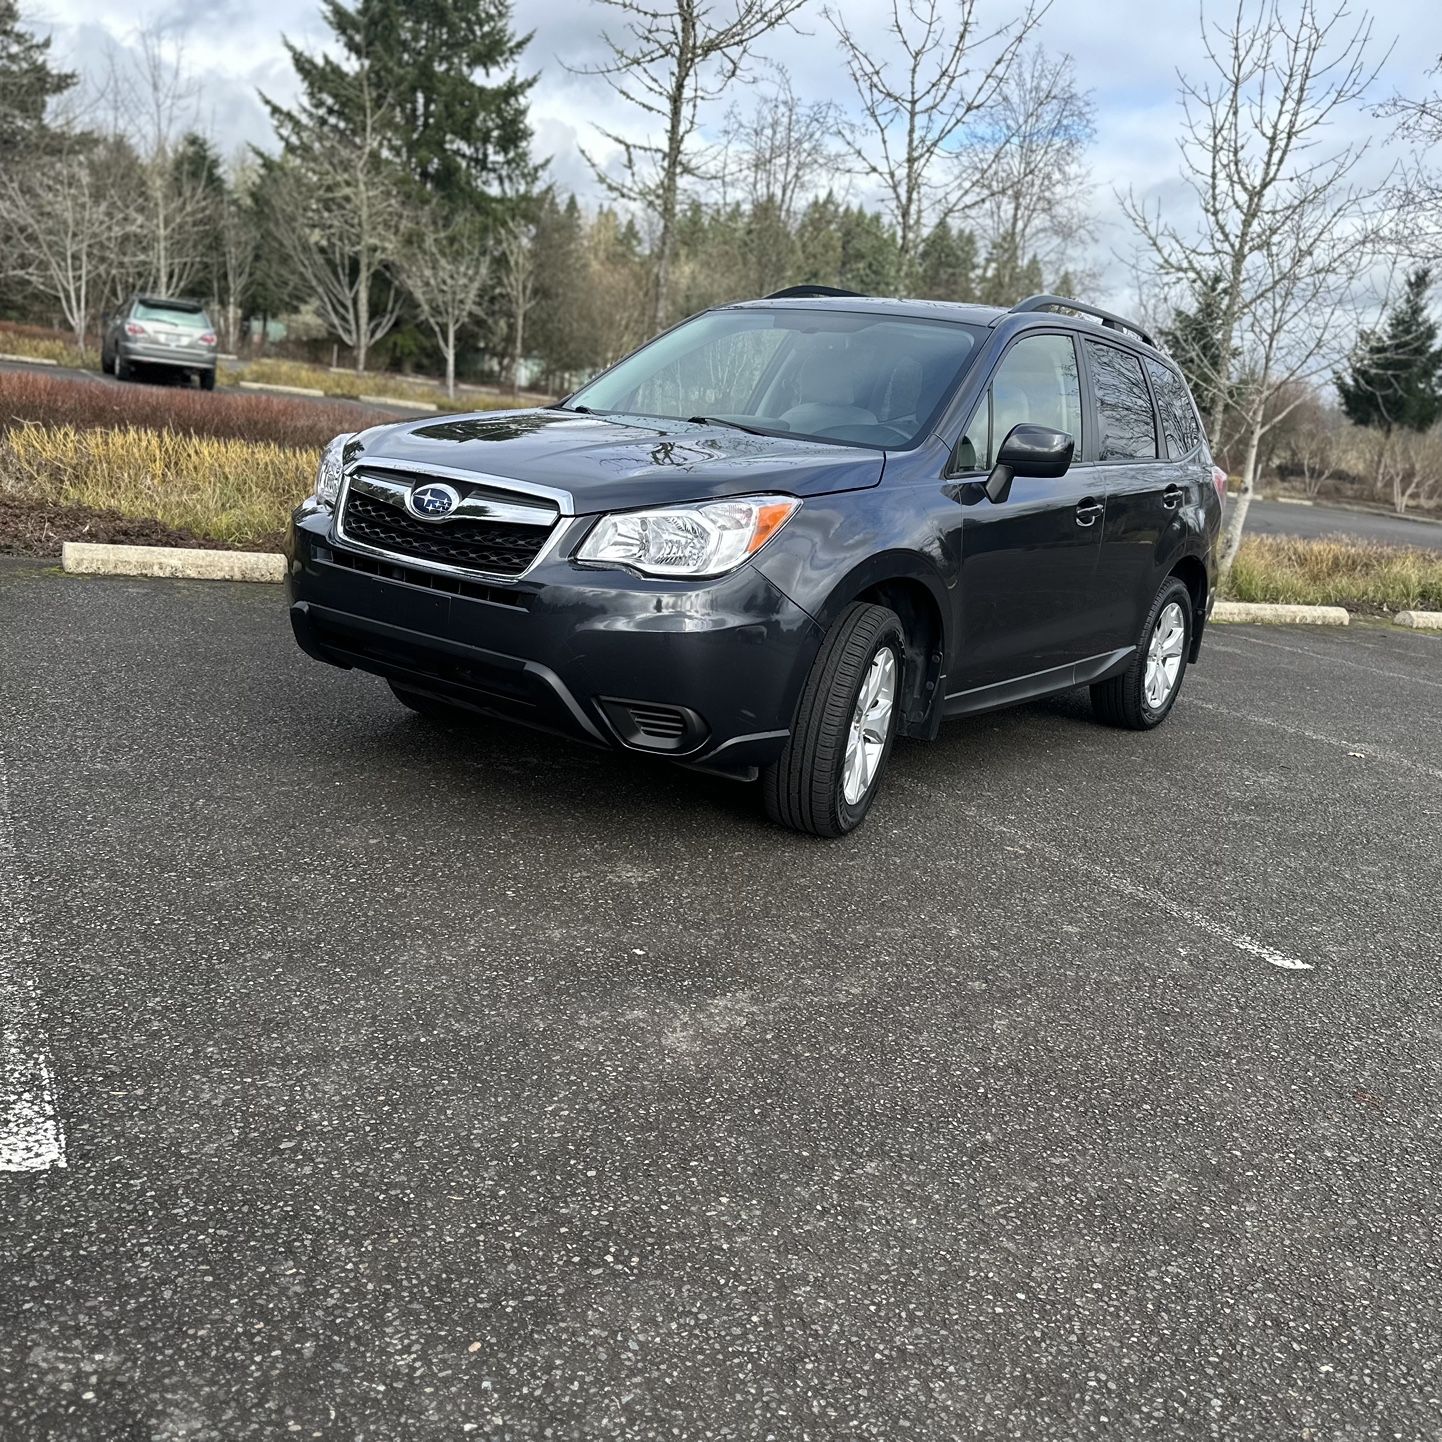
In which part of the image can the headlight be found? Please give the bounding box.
[314,433,352,508]
[576,495,800,578]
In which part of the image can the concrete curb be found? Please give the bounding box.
[237,379,326,398]
[1394,610,1442,630]
[1212,600,1350,626]
[61,542,285,583]
[0,352,58,365]
[359,394,438,411]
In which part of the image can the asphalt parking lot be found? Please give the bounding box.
[1246,498,1442,550]
[1,555,1440,1440]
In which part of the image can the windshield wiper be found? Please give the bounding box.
[685,414,774,436]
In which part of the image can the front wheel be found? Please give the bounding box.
[762,602,905,838]
[1091,577,1192,729]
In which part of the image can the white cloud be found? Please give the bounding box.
[31,0,1442,306]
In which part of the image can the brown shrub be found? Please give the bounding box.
[0,369,399,449]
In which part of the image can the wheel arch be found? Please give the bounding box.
[1167,552,1209,661]
[811,555,949,739]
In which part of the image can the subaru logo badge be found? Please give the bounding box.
[408,482,461,519]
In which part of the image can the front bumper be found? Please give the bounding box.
[118,339,214,371]
[285,503,822,771]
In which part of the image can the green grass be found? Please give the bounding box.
[0,330,97,370]
[1228,535,1442,613]
[0,423,313,548]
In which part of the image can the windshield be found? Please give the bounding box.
[134,301,211,330]
[568,307,983,448]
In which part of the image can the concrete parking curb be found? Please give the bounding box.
[237,379,326,398]
[1394,610,1442,630]
[61,542,285,583]
[359,394,439,411]
[1212,600,1350,626]
[0,352,58,365]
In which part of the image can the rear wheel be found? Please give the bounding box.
[199,369,216,391]
[101,346,114,375]
[762,602,905,838]
[115,354,132,383]
[1090,577,1192,729]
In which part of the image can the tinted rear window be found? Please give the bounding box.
[1146,358,1203,458]
[134,302,211,330]
[1084,340,1157,462]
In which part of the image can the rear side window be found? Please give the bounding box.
[1145,358,1203,458]
[958,332,1082,469]
[1084,340,1157,462]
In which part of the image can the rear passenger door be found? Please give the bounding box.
[1079,339,1173,648]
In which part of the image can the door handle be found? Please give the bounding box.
[1075,497,1104,527]
[1162,485,1183,509]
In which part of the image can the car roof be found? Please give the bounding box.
[728,295,1006,326]
[724,293,1173,364]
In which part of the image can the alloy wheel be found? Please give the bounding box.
[842,645,897,805]
[1144,601,1186,710]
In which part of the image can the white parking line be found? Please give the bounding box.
[1209,633,1442,690]
[1188,696,1442,784]
[899,782,1314,971]
[0,756,65,1172]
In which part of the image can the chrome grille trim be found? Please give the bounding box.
[332,468,568,585]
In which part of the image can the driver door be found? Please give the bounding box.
[947,331,1109,697]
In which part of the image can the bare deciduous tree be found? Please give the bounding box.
[570,0,807,331]
[214,155,258,354]
[827,0,1047,287]
[498,217,538,397]
[0,135,134,345]
[1123,0,1390,580]
[1377,54,1442,259]
[104,29,213,297]
[971,47,1095,300]
[267,74,403,373]
[396,207,491,398]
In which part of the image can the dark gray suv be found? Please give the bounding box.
[287,290,1225,837]
[101,296,218,389]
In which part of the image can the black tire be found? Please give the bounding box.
[388,680,467,722]
[762,602,906,838]
[1091,576,1192,730]
[199,369,216,391]
[115,355,131,383]
[101,347,114,375]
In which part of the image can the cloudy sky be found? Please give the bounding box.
[26,0,1442,305]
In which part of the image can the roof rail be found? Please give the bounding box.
[764,285,866,300]
[1010,294,1154,348]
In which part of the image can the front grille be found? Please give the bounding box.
[341,490,553,577]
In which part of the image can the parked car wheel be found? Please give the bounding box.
[1090,576,1192,730]
[762,602,905,838]
[101,346,114,375]
[199,370,216,391]
[114,354,132,383]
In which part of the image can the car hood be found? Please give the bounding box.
[354,408,884,514]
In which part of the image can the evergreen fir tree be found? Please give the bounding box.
[916,221,977,301]
[266,0,537,211]
[1159,272,1236,427]
[1336,268,1442,439]
[0,0,75,157]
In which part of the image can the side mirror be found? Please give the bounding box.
[985,424,1075,504]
